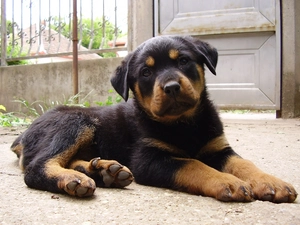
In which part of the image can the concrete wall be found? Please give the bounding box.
[127,0,153,51]
[281,0,300,118]
[0,58,123,112]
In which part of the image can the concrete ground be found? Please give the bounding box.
[0,113,299,225]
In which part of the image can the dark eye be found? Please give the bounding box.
[141,68,152,77]
[179,56,189,66]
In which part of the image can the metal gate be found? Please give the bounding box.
[154,0,280,109]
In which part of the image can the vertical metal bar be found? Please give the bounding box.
[88,0,94,50]
[78,0,82,48]
[47,0,51,53]
[10,0,15,58]
[100,0,105,49]
[27,0,32,55]
[1,0,7,66]
[18,0,24,57]
[57,0,61,52]
[113,0,117,47]
[67,0,72,51]
[72,0,79,100]
[37,0,41,54]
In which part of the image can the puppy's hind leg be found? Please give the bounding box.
[69,158,134,188]
[24,127,97,197]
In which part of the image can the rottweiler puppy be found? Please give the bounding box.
[11,36,297,202]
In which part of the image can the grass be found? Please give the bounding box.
[13,91,92,117]
[0,90,122,127]
[95,89,122,106]
[0,105,32,127]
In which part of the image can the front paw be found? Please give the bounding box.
[206,174,254,202]
[250,174,297,203]
[58,174,96,197]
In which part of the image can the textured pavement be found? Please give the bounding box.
[0,114,299,225]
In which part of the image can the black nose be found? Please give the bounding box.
[164,81,180,96]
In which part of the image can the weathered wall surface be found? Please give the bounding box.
[127,0,153,51]
[0,58,123,112]
[281,0,300,118]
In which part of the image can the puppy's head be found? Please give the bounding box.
[111,36,218,123]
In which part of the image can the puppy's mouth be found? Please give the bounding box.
[153,97,198,118]
[143,76,202,121]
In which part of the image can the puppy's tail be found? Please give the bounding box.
[11,134,26,171]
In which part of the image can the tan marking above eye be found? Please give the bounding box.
[145,56,155,67]
[169,49,179,60]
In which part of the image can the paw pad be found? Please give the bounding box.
[65,179,95,197]
[109,164,122,173]
[91,158,134,188]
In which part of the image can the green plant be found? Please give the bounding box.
[0,42,29,66]
[0,20,29,66]
[95,90,122,106]
[14,91,92,117]
[1,89,123,127]
[6,44,29,65]
[13,99,41,117]
[0,104,31,127]
[7,90,122,126]
[61,91,93,108]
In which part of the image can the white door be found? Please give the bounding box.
[155,0,280,109]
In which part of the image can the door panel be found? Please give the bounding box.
[155,0,280,109]
[200,32,277,108]
[157,0,275,36]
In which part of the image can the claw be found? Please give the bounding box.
[240,186,248,196]
[286,186,293,195]
[92,157,101,168]
[218,187,232,202]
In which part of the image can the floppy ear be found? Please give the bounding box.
[196,41,218,75]
[110,53,134,101]
[185,37,218,75]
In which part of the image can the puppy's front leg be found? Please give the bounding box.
[223,155,298,203]
[132,151,253,202]
[174,158,254,202]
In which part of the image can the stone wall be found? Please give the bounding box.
[0,58,123,112]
